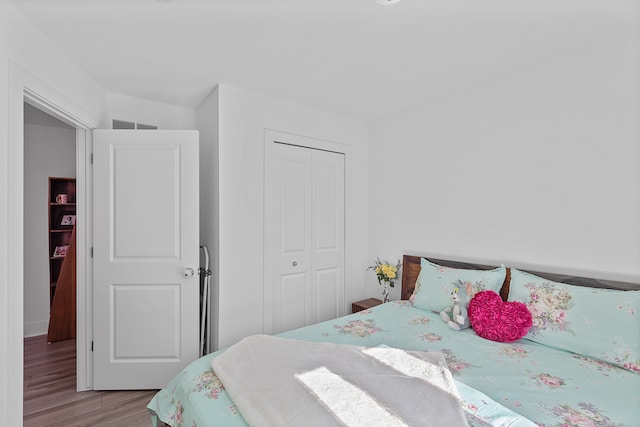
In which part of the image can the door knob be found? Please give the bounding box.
[292,261,298,267]
[183,268,195,278]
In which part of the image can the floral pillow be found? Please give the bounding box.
[411,258,507,313]
[508,268,640,373]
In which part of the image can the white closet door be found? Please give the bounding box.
[265,141,345,335]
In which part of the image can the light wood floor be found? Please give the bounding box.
[24,335,158,427]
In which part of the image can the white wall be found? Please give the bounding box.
[106,92,197,130]
[369,9,640,298]
[23,104,76,337]
[0,0,107,423]
[211,84,369,349]
[1,1,201,420]
[196,86,220,350]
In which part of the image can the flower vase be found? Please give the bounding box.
[382,283,390,303]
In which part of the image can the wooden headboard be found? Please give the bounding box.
[400,254,639,301]
[400,255,511,301]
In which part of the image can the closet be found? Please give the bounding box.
[264,141,345,334]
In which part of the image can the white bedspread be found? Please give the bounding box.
[211,335,468,427]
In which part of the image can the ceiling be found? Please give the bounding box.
[9,0,636,122]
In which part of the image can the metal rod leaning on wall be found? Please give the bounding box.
[199,245,212,357]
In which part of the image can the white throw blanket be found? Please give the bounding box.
[211,335,469,427]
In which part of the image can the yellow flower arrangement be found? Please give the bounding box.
[368,257,402,288]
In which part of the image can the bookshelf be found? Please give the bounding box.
[48,177,76,307]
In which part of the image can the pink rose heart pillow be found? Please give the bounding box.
[468,290,532,342]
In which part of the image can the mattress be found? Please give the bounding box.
[148,301,640,426]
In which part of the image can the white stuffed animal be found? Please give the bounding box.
[440,281,473,331]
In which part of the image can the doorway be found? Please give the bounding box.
[20,95,93,393]
[7,62,96,426]
[23,102,76,340]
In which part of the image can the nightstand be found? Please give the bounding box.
[352,298,383,313]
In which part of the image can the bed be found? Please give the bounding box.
[148,255,640,426]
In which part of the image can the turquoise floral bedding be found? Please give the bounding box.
[148,301,640,427]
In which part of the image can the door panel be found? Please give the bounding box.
[280,273,308,331]
[315,161,339,250]
[111,284,179,359]
[282,157,310,254]
[93,130,199,390]
[312,149,344,325]
[272,144,312,333]
[112,145,180,259]
[316,268,339,322]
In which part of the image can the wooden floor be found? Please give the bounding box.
[24,335,158,427]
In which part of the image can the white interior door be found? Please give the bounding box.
[265,141,345,335]
[92,130,199,389]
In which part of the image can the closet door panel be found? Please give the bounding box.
[268,144,312,333]
[311,150,344,324]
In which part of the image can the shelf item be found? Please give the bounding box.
[52,245,69,258]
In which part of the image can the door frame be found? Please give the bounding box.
[6,61,98,422]
[263,129,348,334]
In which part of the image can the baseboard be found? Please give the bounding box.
[24,320,48,338]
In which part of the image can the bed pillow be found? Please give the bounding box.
[468,290,532,342]
[508,268,640,373]
[411,258,507,313]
